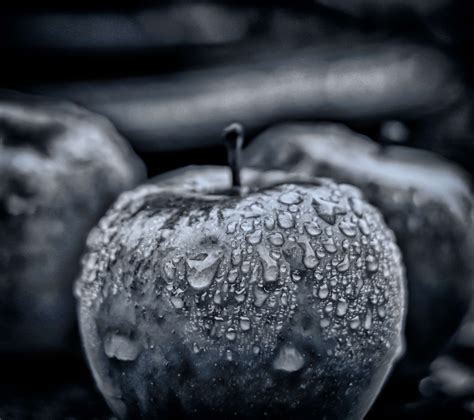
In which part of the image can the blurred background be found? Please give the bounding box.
[1,1,473,419]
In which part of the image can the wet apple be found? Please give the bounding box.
[77,125,406,419]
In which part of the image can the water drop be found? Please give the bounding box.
[171,296,184,309]
[277,211,294,229]
[349,316,360,330]
[226,349,233,361]
[339,219,357,237]
[240,317,251,331]
[246,229,263,245]
[104,334,139,361]
[241,260,251,274]
[226,221,237,234]
[292,272,302,283]
[228,268,239,283]
[318,283,329,299]
[186,251,221,290]
[264,217,275,230]
[364,310,372,330]
[304,221,322,236]
[336,299,348,317]
[258,245,279,283]
[235,288,246,302]
[250,264,260,284]
[253,345,261,355]
[358,219,370,236]
[349,197,363,217]
[325,302,334,313]
[320,318,331,328]
[232,249,242,266]
[278,191,303,205]
[312,197,347,225]
[337,255,350,272]
[268,232,285,246]
[226,328,237,341]
[273,345,305,372]
[254,286,269,307]
[164,260,177,282]
[366,255,379,273]
[322,237,337,254]
[241,219,255,233]
[297,237,318,269]
[213,290,222,305]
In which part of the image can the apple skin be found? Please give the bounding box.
[0,90,145,352]
[243,123,474,381]
[76,166,406,419]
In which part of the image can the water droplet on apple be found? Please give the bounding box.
[226,221,237,234]
[366,255,379,273]
[349,197,363,217]
[268,232,285,246]
[241,219,255,233]
[318,283,329,299]
[349,316,360,330]
[337,255,350,272]
[186,251,221,290]
[264,216,275,230]
[273,345,305,372]
[171,296,184,309]
[336,299,348,316]
[163,260,176,282]
[104,333,139,361]
[304,221,322,236]
[257,245,279,283]
[253,286,269,307]
[312,197,347,225]
[277,211,294,229]
[231,249,242,266]
[358,219,370,236]
[364,310,372,330]
[288,271,299,283]
[339,219,357,237]
[320,318,331,328]
[213,290,222,305]
[226,328,237,341]
[246,229,263,245]
[241,259,251,274]
[278,191,303,205]
[240,317,251,331]
[322,237,337,254]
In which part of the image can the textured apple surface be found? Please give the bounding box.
[0,90,145,352]
[77,168,406,419]
[244,123,474,379]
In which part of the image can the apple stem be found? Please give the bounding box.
[223,122,244,191]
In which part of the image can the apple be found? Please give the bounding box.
[76,124,406,419]
[0,90,145,352]
[243,122,474,383]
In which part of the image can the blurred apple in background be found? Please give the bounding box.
[0,90,145,353]
[243,123,474,389]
